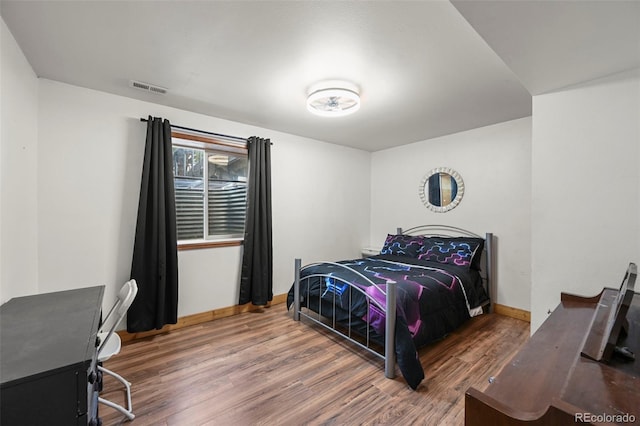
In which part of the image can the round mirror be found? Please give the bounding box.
[419,167,464,212]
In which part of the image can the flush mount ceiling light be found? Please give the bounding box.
[208,154,229,166]
[306,87,361,117]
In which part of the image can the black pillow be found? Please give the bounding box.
[380,234,425,258]
[416,237,484,270]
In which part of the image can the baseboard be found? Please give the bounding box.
[493,303,531,323]
[118,293,288,343]
[117,296,529,342]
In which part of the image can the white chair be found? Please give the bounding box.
[97,279,138,421]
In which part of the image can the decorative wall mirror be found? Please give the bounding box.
[419,167,464,213]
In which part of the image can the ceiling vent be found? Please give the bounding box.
[129,80,167,95]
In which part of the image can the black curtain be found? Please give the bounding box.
[128,116,179,332]
[239,137,273,305]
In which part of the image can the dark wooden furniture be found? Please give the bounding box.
[1,286,104,426]
[465,265,639,425]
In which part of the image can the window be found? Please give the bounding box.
[172,131,248,248]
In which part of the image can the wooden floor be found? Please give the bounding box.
[100,304,529,426]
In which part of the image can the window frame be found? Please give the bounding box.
[171,130,248,251]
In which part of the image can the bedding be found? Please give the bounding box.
[417,237,485,270]
[286,253,488,390]
[380,234,425,258]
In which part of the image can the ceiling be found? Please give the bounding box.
[1,1,638,152]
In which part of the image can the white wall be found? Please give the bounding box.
[531,69,640,332]
[370,117,532,311]
[35,79,371,317]
[0,18,39,303]
[6,15,637,336]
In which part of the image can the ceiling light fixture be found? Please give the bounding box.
[208,154,229,166]
[306,87,361,117]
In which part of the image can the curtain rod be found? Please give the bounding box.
[139,117,247,142]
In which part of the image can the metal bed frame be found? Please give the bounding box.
[292,225,494,380]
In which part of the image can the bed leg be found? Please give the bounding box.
[293,258,301,321]
[385,280,396,379]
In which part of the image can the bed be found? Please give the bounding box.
[286,225,494,390]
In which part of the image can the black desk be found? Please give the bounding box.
[1,286,104,425]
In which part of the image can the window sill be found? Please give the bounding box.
[178,239,243,251]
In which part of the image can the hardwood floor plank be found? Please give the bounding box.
[100,305,528,425]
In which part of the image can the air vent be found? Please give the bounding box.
[129,80,167,95]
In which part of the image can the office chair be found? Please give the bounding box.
[97,279,138,421]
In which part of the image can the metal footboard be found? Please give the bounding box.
[293,258,397,379]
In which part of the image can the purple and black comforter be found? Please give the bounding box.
[286,254,488,390]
